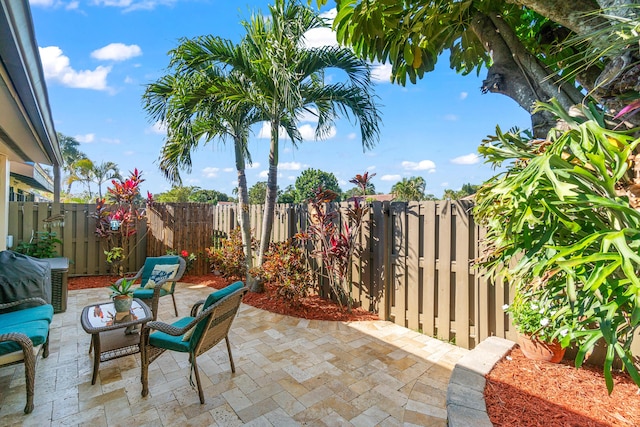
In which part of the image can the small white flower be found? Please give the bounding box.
[530,303,538,310]
[540,318,550,327]
[502,304,509,311]
[559,328,568,337]
[539,308,545,314]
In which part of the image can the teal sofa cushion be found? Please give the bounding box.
[0,305,53,327]
[133,288,169,300]
[0,320,50,355]
[149,316,194,353]
[140,256,180,287]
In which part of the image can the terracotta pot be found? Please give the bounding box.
[113,295,133,313]
[518,333,566,363]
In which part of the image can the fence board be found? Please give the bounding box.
[422,202,437,336]
[436,201,452,342]
[406,202,420,331]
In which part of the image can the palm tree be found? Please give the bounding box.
[153,0,380,292]
[92,161,121,199]
[66,158,95,198]
[57,133,87,193]
[242,0,381,284]
[391,176,426,202]
[143,61,263,289]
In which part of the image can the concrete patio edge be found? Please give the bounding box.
[446,336,516,427]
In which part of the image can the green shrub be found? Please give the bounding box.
[256,240,315,305]
[206,228,252,279]
[15,231,61,258]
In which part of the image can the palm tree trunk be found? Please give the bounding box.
[256,118,280,292]
[234,136,256,291]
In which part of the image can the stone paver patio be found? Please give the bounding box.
[0,282,468,426]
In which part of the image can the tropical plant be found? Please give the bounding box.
[296,171,373,310]
[255,240,315,305]
[205,227,256,279]
[92,169,146,275]
[474,99,640,392]
[391,176,426,202]
[239,0,380,289]
[108,278,134,298]
[66,158,96,198]
[92,161,121,199]
[143,48,263,292]
[57,133,87,193]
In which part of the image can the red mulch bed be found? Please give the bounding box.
[485,347,640,426]
[68,273,378,322]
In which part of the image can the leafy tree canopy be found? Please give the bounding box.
[154,186,231,203]
[249,181,269,205]
[290,168,343,203]
[313,0,640,135]
[391,176,426,202]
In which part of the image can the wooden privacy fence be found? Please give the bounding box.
[146,200,517,348]
[8,202,147,276]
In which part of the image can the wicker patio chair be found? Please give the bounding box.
[140,282,247,404]
[115,255,186,320]
[0,297,53,414]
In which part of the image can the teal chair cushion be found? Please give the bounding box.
[202,281,245,310]
[188,282,245,349]
[0,305,54,327]
[140,256,181,287]
[133,288,170,300]
[0,320,50,356]
[149,316,194,353]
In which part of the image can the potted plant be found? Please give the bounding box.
[108,278,134,313]
[474,99,640,392]
[504,288,569,363]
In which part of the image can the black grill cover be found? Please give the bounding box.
[0,250,51,311]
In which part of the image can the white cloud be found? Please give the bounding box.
[223,167,234,173]
[246,162,260,169]
[381,174,401,181]
[302,28,339,48]
[443,114,459,121]
[287,175,296,181]
[101,137,121,144]
[441,182,449,187]
[186,177,201,184]
[451,153,480,165]
[366,165,376,171]
[147,121,166,135]
[202,167,219,178]
[29,0,55,6]
[93,0,176,12]
[124,76,134,84]
[319,8,337,20]
[402,160,436,172]
[258,170,269,178]
[460,92,468,100]
[300,124,336,140]
[91,43,142,61]
[74,133,95,143]
[371,63,392,83]
[279,162,305,171]
[123,150,135,156]
[39,46,111,91]
[347,133,357,140]
[66,1,79,9]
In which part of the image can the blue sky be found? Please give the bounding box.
[29,0,531,198]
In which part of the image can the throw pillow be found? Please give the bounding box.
[144,264,180,292]
[181,327,195,342]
